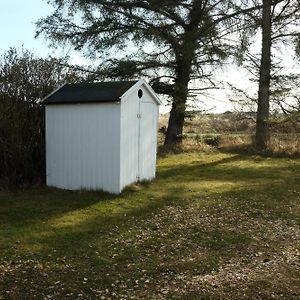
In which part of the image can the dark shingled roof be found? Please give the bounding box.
[43,81,139,105]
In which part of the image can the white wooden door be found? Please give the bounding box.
[138,101,156,180]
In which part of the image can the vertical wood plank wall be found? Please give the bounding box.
[46,103,121,193]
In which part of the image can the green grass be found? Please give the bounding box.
[0,152,300,299]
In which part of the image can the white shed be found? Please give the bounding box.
[43,79,161,194]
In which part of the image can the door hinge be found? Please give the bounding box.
[137,113,141,119]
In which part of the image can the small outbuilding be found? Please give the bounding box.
[43,79,161,194]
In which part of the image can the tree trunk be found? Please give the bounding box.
[164,1,202,145]
[164,64,191,145]
[255,0,272,149]
[164,99,186,145]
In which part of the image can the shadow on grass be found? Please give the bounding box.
[0,153,299,299]
[157,153,299,183]
[1,154,299,247]
[16,155,299,255]
[0,187,117,225]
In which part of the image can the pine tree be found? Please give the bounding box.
[36,0,259,144]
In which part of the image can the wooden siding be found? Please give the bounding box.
[46,103,121,193]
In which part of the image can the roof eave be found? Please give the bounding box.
[44,98,121,105]
[42,83,68,105]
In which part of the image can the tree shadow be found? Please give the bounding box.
[157,153,298,184]
[1,154,299,298]
[16,162,299,257]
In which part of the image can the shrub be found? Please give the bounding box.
[0,48,80,187]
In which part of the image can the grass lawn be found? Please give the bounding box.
[0,152,300,299]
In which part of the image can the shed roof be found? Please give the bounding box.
[43,81,138,105]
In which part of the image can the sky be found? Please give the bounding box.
[0,1,52,56]
[0,0,89,63]
[0,0,255,113]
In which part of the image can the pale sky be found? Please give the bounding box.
[0,1,52,56]
[0,0,260,113]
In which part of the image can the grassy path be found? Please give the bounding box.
[0,152,300,299]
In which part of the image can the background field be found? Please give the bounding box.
[159,112,300,156]
[1,151,300,299]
